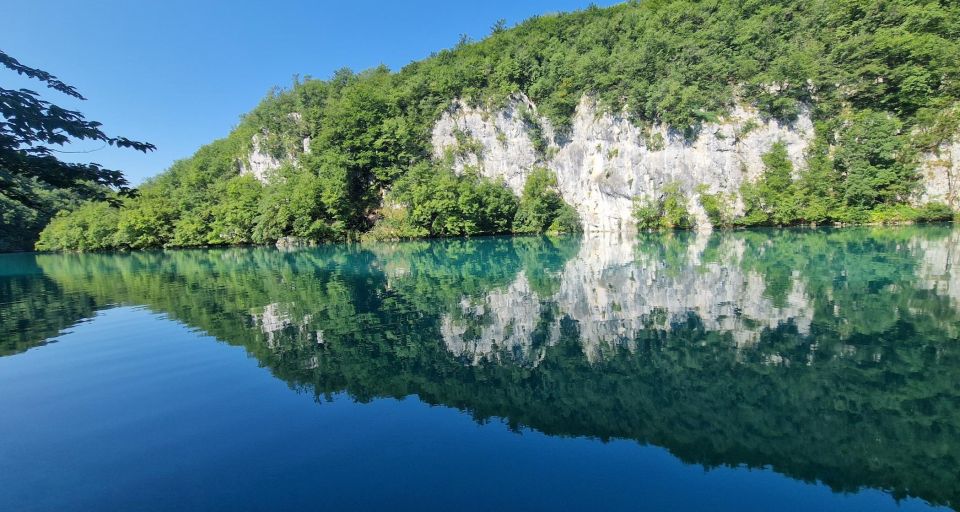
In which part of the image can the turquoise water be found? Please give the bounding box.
[1,227,958,511]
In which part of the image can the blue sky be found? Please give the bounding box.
[4,0,618,184]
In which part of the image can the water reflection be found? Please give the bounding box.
[440,232,821,365]
[2,226,959,508]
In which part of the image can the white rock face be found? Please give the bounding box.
[918,137,960,208]
[240,111,311,184]
[431,96,545,194]
[433,94,957,231]
[241,94,957,222]
[433,95,814,231]
[240,134,282,183]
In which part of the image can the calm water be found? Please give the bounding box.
[1,227,958,511]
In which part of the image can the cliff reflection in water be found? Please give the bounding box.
[3,226,960,508]
[440,232,819,365]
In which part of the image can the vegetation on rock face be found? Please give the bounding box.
[697,185,735,228]
[365,163,520,240]
[739,142,803,226]
[733,138,954,228]
[513,168,581,234]
[31,0,960,249]
[362,165,579,241]
[633,182,691,230]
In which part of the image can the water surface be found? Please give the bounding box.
[1,227,958,511]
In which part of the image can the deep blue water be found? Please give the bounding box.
[1,228,958,511]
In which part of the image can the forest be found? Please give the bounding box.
[22,0,960,251]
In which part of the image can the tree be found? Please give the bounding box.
[834,110,915,207]
[1,50,154,250]
[1,50,154,194]
[513,167,581,234]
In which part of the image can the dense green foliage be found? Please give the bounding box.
[696,185,735,227]
[735,138,955,227]
[36,201,121,251]
[512,168,581,234]
[633,182,691,229]
[6,227,960,507]
[739,142,804,225]
[34,0,960,249]
[362,166,579,241]
[366,163,520,240]
[0,176,90,251]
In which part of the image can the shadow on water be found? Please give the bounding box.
[2,226,959,508]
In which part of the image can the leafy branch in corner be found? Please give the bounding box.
[0,50,155,199]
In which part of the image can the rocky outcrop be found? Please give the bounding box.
[433,94,956,231]
[918,137,960,208]
[240,94,957,228]
[432,95,545,194]
[275,236,315,250]
[433,94,814,231]
[240,134,283,183]
[240,112,312,184]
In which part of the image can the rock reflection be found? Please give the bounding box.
[439,232,822,366]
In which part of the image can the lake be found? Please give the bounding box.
[1,227,958,511]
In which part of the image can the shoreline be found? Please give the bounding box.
[10,219,956,255]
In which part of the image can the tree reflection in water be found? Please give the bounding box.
[2,226,959,508]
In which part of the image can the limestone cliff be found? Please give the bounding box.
[432,94,954,232]
[241,113,312,183]
[918,137,960,207]
[239,94,957,232]
[240,134,283,182]
[432,94,814,231]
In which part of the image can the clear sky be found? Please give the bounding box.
[4,0,619,184]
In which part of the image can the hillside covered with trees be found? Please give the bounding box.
[32,0,960,251]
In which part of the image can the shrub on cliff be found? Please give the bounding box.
[375,163,519,238]
[513,168,581,234]
[633,182,692,230]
